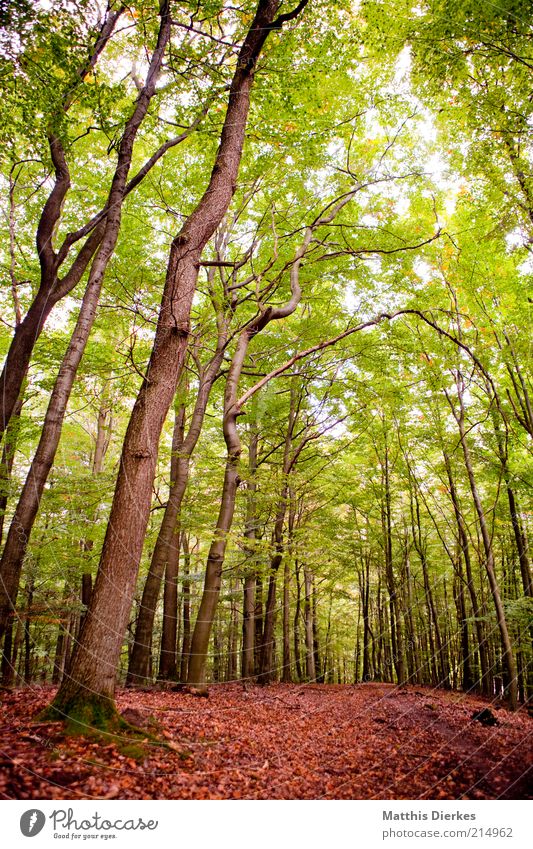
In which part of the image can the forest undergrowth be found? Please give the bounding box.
[1,683,531,800]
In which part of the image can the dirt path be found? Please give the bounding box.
[0,683,531,799]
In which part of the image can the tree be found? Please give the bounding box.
[49,0,311,726]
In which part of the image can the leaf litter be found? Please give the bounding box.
[0,683,531,800]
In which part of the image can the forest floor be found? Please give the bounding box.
[0,683,531,800]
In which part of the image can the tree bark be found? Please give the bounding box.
[0,397,23,545]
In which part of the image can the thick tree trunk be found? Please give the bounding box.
[51,0,291,722]
[0,397,23,544]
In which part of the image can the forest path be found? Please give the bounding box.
[0,683,531,799]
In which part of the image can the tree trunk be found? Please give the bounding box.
[281,552,292,683]
[453,376,518,709]
[0,6,172,646]
[128,259,231,684]
[443,450,490,694]
[258,384,300,684]
[303,566,315,681]
[360,554,371,681]
[293,559,302,681]
[187,457,240,688]
[255,576,264,676]
[0,286,60,442]
[226,579,239,681]
[0,397,23,544]
[179,534,192,683]
[381,442,405,684]
[158,527,180,680]
[241,427,258,681]
[412,493,447,686]
[312,580,322,682]
[50,0,291,722]
[1,620,15,686]
[0,274,102,642]
[127,404,187,684]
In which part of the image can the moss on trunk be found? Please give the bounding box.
[40,692,120,734]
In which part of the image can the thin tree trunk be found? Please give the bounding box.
[241,426,258,681]
[127,402,186,684]
[303,566,315,681]
[450,376,518,709]
[187,183,316,689]
[443,450,490,694]
[381,441,405,684]
[158,527,180,680]
[0,7,172,645]
[293,559,302,681]
[491,414,532,597]
[1,620,15,686]
[312,580,322,682]
[281,540,292,683]
[411,493,447,686]
[179,534,191,683]
[23,578,34,683]
[360,554,371,681]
